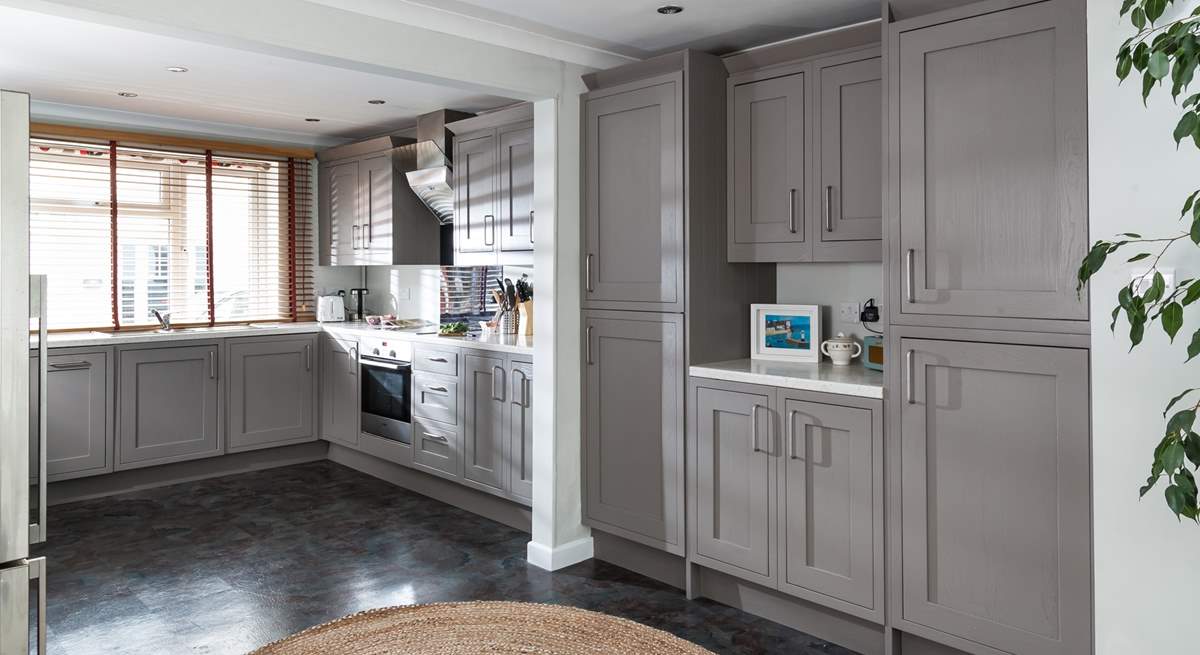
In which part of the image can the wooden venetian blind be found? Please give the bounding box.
[29,135,315,330]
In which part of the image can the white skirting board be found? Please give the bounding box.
[526,536,594,571]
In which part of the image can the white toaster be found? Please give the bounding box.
[317,295,346,322]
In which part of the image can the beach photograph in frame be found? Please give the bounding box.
[751,304,821,362]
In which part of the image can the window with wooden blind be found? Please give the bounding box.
[440,266,501,324]
[29,136,313,330]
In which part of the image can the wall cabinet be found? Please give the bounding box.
[325,159,360,266]
[30,349,112,481]
[319,334,359,447]
[227,335,317,453]
[451,117,534,267]
[888,0,1087,329]
[727,50,881,263]
[508,358,533,504]
[582,310,685,554]
[891,334,1091,655]
[688,377,883,623]
[117,343,222,469]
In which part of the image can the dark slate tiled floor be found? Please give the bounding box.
[33,461,857,654]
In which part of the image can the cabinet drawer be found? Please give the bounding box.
[413,372,458,425]
[413,346,459,376]
[412,416,460,480]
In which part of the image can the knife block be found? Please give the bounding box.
[518,300,533,336]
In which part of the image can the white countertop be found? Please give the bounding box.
[46,321,534,355]
[690,358,883,399]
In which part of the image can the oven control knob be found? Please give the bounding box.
[372,348,380,356]
[389,350,397,358]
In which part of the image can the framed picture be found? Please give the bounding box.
[751,304,821,362]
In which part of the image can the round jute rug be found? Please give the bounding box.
[249,601,715,655]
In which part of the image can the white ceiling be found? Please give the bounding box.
[0,6,516,146]
[405,0,881,57]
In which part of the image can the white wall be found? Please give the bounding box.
[1089,3,1200,653]
[776,262,881,340]
[362,265,440,320]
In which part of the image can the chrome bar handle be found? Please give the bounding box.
[29,557,46,655]
[824,185,834,232]
[427,385,449,394]
[428,356,449,363]
[906,349,916,404]
[786,409,799,459]
[209,350,216,379]
[492,366,505,401]
[529,210,535,243]
[511,369,530,407]
[305,344,312,371]
[585,254,595,292]
[49,361,91,370]
[366,176,373,244]
[788,188,797,234]
[905,248,916,303]
[750,404,762,453]
[484,215,495,246]
[31,275,47,544]
[352,224,360,250]
[423,432,449,443]
[585,326,594,365]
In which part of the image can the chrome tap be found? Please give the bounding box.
[150,309,172,331]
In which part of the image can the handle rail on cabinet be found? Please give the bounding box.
[29,557,46,655]
[786,409,799,459]
[585,326,594,365]
[426,385,449,394]
[492,365,505,401]
[585,254,595,292]
[209,351,217,379]
[824,185,834,232]
[366,177,374,244]
[32,275,47,545]
[788,188,798,234]
[529,210,535,243]
[905,249,916,303]
[750,404,763,453]
[906,349,915,404]
[49,361,91,370]
[423,432,449,443]
[352,224,361,251]
[305,344,311,371]
[484,214,495,246]
[428,356,449,363]
[511,369,530,408]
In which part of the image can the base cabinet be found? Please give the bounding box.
[508,359,533,503]
[30,350,113,481]
[688,377,883,623]
[320,335,359,447]
[462,353,507,493]
[117,343,221,469]
[227,335,317,452]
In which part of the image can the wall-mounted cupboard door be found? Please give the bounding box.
[327,159,362,265]
[815,54,882,261]
[227,336,316,453]
[30,351,112,481]
[462,353,508,494]
[117,344,221,469]
[582,74,684,311]
[891,1,1087,327]
[508,358,533,504]
[361,154,393,265]
[728,69,808,263]
[583,310,684,554]
[498,123,534,257]
[778,394,880,617]
[319,335,359,447]
[690,381,777,587]
[454,132,498,264]
[895,336,1091,655]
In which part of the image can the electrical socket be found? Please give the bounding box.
[1130,268,1175,296]
[839,302,861,323]
[395,287,412,301]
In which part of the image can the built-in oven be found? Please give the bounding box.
[359,336,414,445]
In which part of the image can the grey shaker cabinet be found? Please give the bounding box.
[582,310,685,554]
[890,0,1088,328]
[728,67,809,262]
[325,159,361,265]
[116,343,221,469]
[814,53,882,261]
[498,123,535,257]
[508,358,533,504]
[226,335,317,453]
[453,131,498,264]
[689,380,777,587]
[462,352,508,493]
[412,415,461,481]
[29,350,112,481]
[319,334,359,447]
[360,154,393,265]
[582,74,685,312]
[893,336,1091,655]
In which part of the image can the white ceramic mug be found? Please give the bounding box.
[820,333,862,366]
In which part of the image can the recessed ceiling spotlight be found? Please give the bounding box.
[367,99,386,105]
[657,4,684,14]
[165,66,189,73]
[116,91,138,98]
[304,118,321,122]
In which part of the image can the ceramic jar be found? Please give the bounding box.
[820,332,862,366]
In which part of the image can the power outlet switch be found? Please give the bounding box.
[839,302,861,323]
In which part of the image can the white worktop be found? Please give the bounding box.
[45,321,534,355]
[689,358,883,399]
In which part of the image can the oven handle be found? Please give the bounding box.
[360,358,409,371]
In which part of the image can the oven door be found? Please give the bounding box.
[360,356,412,444]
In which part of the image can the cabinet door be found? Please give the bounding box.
[896,337,1090,655]
[583,74,684,311]
[328,159,362,265]
[227,336,316,452]
[893,1,1087,325]
[117,344,220,469]
[462,353,508,493]
[319,335,359,447]
[583,310,684,554]
[498,123,534,256]
[361,154,393,265]
[454,132,497,261]
[508,359,533,504]
[816,55,882,259]
[729,70,808,262]
[779,395,879,615]
[31,351,111,480]
[690,381,776,586]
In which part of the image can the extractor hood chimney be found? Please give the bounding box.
[406,109,473,226]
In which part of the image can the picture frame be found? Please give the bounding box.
[750,304,821,363]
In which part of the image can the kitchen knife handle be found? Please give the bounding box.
[788,188,797,234]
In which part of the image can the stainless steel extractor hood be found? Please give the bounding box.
[406,110,472,226]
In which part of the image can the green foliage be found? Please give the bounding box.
[1081,0,1200,521]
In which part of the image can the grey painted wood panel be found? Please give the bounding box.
[412,416,461,481]
[454,132,498,262]
[319,334,358,447]
[583,310,684,554]
[117,344,221,469]
[31,351,111,481]
[412,344,459,377]
[582,74,684,311]
[690,380,777,586]
[226,335,316,452]
[498,122,534,256]
[508,358,533,504]
[728,70,809,262]
[413,372,459,426]
[778,395,876,612]
[891,0,1088,325]
[327,159,360,266]
[462,353,508,493]
[816,54,882,261]
[895,337,1091,655]
[361,154,392,265]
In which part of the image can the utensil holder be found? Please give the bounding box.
[499,308,519,335]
